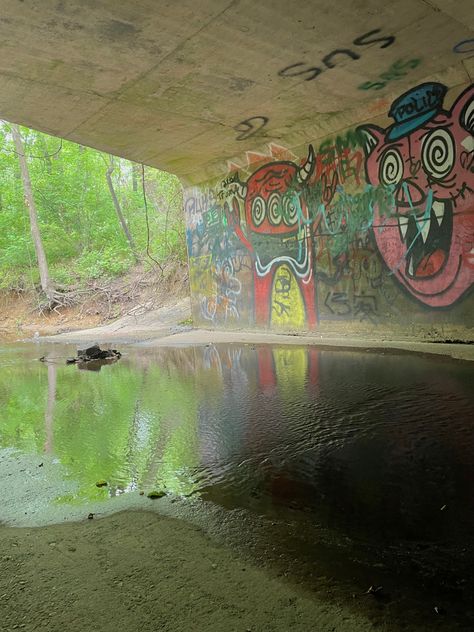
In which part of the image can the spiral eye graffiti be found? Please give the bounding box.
[282,194,299,226]
[422,129,455,180]
[268,193,282,225]
[251,196,265,226]
[379,148,404,186]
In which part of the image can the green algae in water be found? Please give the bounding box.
[147,490,166,499]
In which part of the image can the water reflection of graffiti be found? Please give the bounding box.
[185,82,474,330]
[198,344,319,397]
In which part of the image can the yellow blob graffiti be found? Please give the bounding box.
[270,265,306,329]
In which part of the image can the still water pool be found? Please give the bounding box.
[1,341,473,629]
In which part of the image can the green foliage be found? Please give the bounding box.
[0,122,185,289]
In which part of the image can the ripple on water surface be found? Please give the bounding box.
[1,342,474,629]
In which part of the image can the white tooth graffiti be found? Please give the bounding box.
[432,201,445,226]
[408,257,414,276]
[417,216,430,243]
[398,216,408,240]
[461,135,474,152]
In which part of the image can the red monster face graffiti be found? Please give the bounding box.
[234,146,316,276]
[225,146,318,327]
[244,159,311,233]
[359,83,474,307]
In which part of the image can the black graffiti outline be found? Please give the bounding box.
[278,63,323,81]
[353,294,378,324]
[352,29,395,49]
[453,39,474,54]
[324,290,351,316]
[323,49,360,69]
[277,28,395,83]
[234,116,269,141]
[272,299,291,318]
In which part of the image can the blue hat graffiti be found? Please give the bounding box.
[386,83,447,141]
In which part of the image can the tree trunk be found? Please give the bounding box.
[11,124,55,301]
[105,157,139,262]
[132,163,139,192]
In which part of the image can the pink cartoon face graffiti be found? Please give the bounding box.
[359,83,474,307]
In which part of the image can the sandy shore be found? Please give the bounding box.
[147,329,474,362]
[0,510,378,632]
[11,296,464,362]
[0,452,381,632]
[48,325,474,363]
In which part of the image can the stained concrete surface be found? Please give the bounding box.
[0,1,472,182]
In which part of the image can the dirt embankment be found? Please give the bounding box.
[0,263,189,341]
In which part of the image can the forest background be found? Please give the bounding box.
[0,122,188,334]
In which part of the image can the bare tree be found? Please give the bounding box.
[105,156,139,262]
[11,124,56,303]
[132,162,140,192]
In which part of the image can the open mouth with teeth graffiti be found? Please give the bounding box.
[399,198,453,280]
[358,83,474,308]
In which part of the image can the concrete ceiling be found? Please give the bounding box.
[0,0,472,183]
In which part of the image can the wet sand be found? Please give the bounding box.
[0,510,376,632]
[147,328,474,362]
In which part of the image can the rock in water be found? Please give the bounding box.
[67,345,121,366]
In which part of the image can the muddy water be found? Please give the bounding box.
[1,341,473,629]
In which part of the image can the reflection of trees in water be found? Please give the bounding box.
[56,352,201,498]
[0,349,201,500]
[44,361,56,454]
[4,343,474,547]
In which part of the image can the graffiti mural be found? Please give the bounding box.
[185,82,474,331]
[224,145,319,328]
[358,83,474,307]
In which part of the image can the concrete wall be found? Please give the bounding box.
[185,81,474,341]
